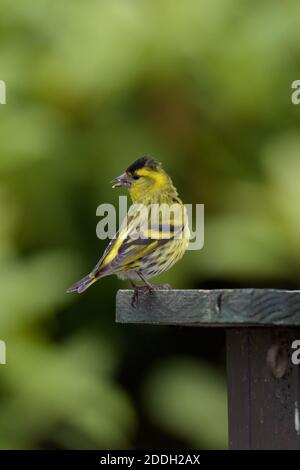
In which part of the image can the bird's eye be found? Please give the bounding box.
[133,174,140,180]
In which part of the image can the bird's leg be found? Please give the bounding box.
[137,272,155,291]
[129,273,155,308]
[130,273,172,308]
[137,272,172,292]
[138,272,172,290]
[129,278,150,308]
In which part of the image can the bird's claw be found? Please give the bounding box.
[130,283,172,308]
[152,283,172,290]
[131,286,152,308]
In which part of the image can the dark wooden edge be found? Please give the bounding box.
[116,289,300,326]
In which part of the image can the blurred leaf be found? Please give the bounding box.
[143,358,228,449]
[0,338,136,449]
[0,250,80,335]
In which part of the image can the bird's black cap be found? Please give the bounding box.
[126,156,160,174]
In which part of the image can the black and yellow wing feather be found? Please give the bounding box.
[67,203,185,293]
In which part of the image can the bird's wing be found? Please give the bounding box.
[92,204,186,278]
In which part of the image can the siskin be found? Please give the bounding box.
[67,157,190,306]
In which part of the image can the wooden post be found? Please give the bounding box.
[116,289,300,449]
[227,328,300,449]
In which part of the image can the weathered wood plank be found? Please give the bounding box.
[116,289,300,450]
[227,328,300,449]
[116,289,300,326]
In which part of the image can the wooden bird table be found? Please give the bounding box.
[116,289,300,449]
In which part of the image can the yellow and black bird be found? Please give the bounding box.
[67,157,189,306]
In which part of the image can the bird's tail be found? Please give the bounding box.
[67,273,97,294]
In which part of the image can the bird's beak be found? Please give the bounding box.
[111,172,132,189]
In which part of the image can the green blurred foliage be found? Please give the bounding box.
[143,358,228,449]
[0,0,300,449]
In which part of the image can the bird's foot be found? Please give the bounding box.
[131,285,152,308]
[151,283,172,290]
[130,283,172,308]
